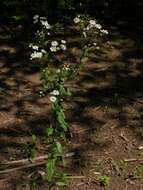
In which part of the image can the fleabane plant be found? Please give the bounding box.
[73,15,108,37]
[29,14,109,186]
[73,15,109,68]
[28,15,73,186]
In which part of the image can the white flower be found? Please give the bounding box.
[33,15,39,24]
[95,23,102,30]
[51,41,58,47]
[73,17,80,24]
[64,66,70,71]
[41,20,51,29]
[47,32,50,35]
[49,40,60,52]
[61,40,66,44]
[41,49,46,54]
[30,51,43,60]
[29,44,32,48]
[89,20,96,26]
[39,91,44,97]
[50,46,57,52]
[50,90,60,96]
[93,42,97,46]
[60,44,67,51]
[33,20,38,24]
[56,69,61,73]
[40,17,47,21]
[49,96,57,102]
[96,46,100,50]
[33,15,39,20]
[100,29,108,34]
[32,45,39,50]
[86,26,90,31]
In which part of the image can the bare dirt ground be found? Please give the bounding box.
[0,25,143,190]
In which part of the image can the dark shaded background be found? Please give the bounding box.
[1,0,143,21]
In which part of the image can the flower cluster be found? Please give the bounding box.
[63,64,70,71]
[30,51,43,60]
[33,15,51,30]
[73,15,81,24]
[100,29,109,34]
[49,90,60,102]
[40,17,51,30]
[85,19,108,34]
[87,19,102,30]
[50,40,67,52]
[29,44,39,50]
[73,15,109,36]
[29,44,46,60]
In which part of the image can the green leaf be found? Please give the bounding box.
[59,85,72,97]
[30,149,37,160]
[57,111,68,131]
[12,15,24,21]
[46,127,54,136]
[32,134,37,144]
[66,89,72,97]
[46,159,56,182]
[55,141,63,154]
[56,181,66,186]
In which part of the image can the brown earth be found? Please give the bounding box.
[0,25,143,190]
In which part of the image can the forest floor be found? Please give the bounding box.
[0,22,143,190]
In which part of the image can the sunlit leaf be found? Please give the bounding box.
[46,127,54,136]
[56,181,66,186]
[46,158,56,182]
[55,141,63,154]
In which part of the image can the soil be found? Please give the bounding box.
[0,24,143,190]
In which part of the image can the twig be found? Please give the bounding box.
[137,146,143,150]
[109,158,121,175]
[0,161,46,174]
[1,155,48,166]
[124,158,143,162]
[93,172,101,175]
[119,132,129,142]
[1,152,75,166]
[123,96,143,105]
[0,152,75,174]
[67,176,86,179]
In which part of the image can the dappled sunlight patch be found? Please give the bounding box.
[0,45,17,54]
